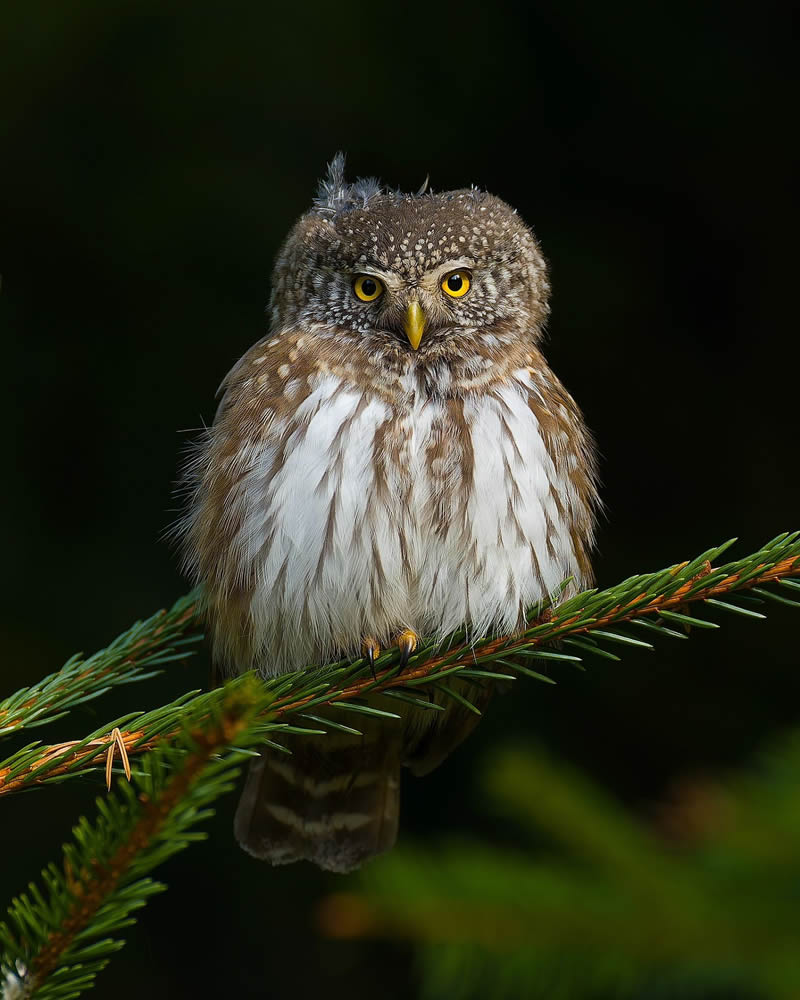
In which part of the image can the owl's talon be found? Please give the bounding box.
[396,629,419,669]
[361,637,381,679]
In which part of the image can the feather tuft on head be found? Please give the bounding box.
[313,152,383,216]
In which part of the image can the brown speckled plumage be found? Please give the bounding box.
[178,155,599,872]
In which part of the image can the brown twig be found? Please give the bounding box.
[105,727,131,789]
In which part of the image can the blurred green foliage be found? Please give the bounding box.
[349,738,800,999]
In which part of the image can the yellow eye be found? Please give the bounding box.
[442,270,471,298]
[353,275,384,302]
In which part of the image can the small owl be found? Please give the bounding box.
[179,155,599,872]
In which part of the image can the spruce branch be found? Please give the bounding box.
[0,677,288,797]
[0,590,202,740]
[2,532,799,795]
[0,675,272,1000]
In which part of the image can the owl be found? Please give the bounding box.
[179,154,598,872]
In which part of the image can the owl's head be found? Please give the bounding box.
[270,154,550,358]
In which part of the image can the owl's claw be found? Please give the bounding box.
[361,630,418,677]
[396,629,419,669]
[361,637,381,679]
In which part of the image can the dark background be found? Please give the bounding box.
[1,1,797,996]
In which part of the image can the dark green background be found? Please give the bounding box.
[1,1,797,996]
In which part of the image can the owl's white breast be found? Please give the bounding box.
[231,370,581,674]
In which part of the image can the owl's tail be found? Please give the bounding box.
[234,729,401,874]
[234,680,492,872]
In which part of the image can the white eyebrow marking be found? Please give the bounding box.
[434,257,474,272]
[348,258,477,294]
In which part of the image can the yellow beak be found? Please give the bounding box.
[403,300,426,350]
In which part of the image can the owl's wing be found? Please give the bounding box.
[523,359,600,590]
[180,333,300,672]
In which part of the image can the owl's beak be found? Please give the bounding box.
[403,300,426,350]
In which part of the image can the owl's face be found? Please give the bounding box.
[270,156,550,361]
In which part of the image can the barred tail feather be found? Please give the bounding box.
[234,683,493,872]
[234,734,401,873]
